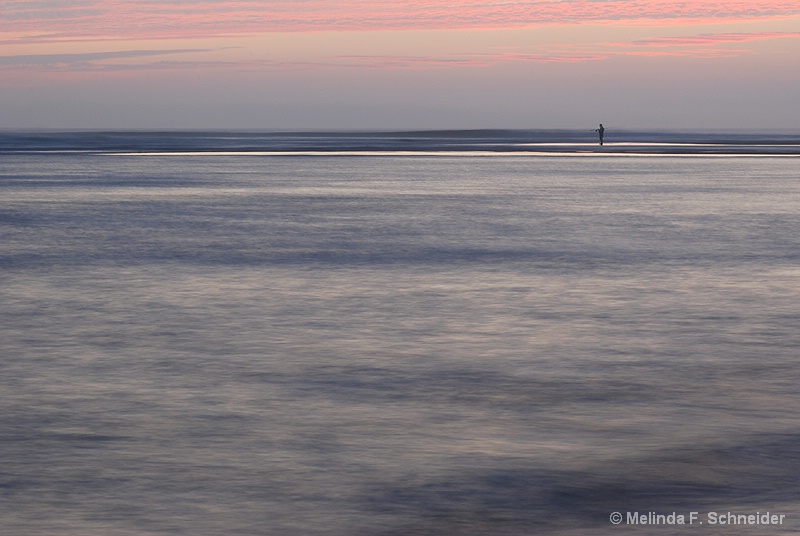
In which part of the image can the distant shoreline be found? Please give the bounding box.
[2,129,799,156]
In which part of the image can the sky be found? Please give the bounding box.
[2,1,800,130]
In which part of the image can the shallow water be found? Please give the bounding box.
[2,134,800,534]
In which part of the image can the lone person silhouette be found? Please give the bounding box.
[595,124,605,146]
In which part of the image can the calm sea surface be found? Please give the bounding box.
[2,132,799,535]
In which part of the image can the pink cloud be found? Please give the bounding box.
[6,30,796,74]
[3,1,800,41]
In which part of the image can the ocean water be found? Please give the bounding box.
[2,131,800,535]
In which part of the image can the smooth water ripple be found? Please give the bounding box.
[2,137,799,534]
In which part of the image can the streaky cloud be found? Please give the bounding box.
[631,31,800,47]
[307,48,606,69]
[3,1,800,40]
[597,30,800,58]
[0,49,211,67]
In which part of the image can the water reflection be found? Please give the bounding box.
[1,153,799,534]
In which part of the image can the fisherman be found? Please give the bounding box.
[595,123,605,146]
